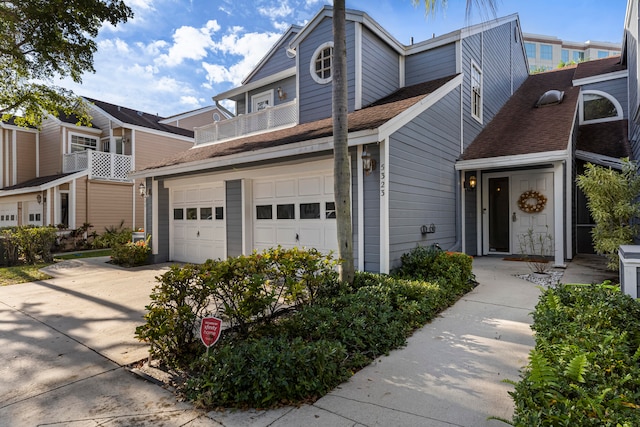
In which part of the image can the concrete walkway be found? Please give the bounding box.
[0,255,614,426]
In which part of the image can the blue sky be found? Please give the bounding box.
[59,0,628,117]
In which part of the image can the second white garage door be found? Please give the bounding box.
[253,172,338,254]
[171,183,225,264]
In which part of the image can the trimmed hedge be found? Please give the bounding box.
[507,283,640,426]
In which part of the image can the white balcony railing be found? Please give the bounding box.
[195,99,297,145]
[63,151,133,182]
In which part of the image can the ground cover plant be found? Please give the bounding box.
[0,264,52,286]
[504,283,640,426]
[136,245,475,409]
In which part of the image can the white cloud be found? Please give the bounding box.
[179,96,201,108]
[258,1,293,19]
[156,20,221,67]
[137,40,168,56]
[204,30,281,86]
[273,21,290,32]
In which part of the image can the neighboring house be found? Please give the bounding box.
[160,104,234,132]
[524,33,621,72]
[132,6,529,272]
[0,98,196,233]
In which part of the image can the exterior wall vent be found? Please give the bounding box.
[536,90,564,107]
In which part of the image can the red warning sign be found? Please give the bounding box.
[200,317,222,348]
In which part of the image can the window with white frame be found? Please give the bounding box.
[471,62,483,122]
[581,90,623,123]
[540,44,552,60]
[310,42,333,84]
[70,134,97,152]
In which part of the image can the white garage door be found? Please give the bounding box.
[0,203,17,227]
[171,183,225,264]
[253,172,338,254]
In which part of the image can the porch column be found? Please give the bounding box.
[553,161,566,267]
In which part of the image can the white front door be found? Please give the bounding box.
[510,172,554,256]
[483,170,554,255]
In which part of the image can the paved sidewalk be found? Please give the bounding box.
[0,255,614,426]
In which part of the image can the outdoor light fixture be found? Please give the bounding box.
[361,146,377,175]
[467,175,477,191]
[277,87,286,100]
[36,194,42,204]
[139,182,150,198]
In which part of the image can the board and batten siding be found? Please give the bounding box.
[361,27,399,107]
[16,131,37,185]
[388,87,461,268]
[405,43,457,87]
[581,77,629,119]
[226,180,242,257]
[461,20,528,150]
[298,17,356,124]
[38,120,63,177]
[246,32,298,84]
[86,180,133,231]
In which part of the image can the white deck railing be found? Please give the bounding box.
[63,151,133,182]
[195,99,297,145]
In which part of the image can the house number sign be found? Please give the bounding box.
[380,163,386,197]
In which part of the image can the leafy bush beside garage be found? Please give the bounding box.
[136,246,475,409]
[506,283,640,426]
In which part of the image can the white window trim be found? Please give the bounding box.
[579,89,624,125]
[310,41,334,85]
[69,132,98,153]
[470,60,483,124]
[250,89,274,113]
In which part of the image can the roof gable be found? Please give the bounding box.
[242,25,301,84]
[84,98,194,138]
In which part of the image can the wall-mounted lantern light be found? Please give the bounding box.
[277,87,287,100]
[139,182,150,198]
[465,175,477,191]
[36,194,42,204]
[362,146,377,176]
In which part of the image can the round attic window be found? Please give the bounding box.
[213,112,221,122]
[310,42,333,84]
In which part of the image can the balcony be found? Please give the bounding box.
[63,151,133,182]
[195,99,297,145]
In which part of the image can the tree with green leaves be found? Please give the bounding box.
[576,159,640,270]
[331,0,496,283]
[0,0,133,127]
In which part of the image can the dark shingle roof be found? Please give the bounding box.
[84,98,194,138]
[577,120,630,159]
[141,75,459,171]
[573,56,624,81]
[1,173,76,191]
[460,67,579,161]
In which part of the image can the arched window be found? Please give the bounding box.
[580,90,623,124]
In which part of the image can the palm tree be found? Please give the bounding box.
[332,0,497,283]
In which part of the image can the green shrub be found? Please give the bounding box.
[0,229,19,266]
[135,264,212,368]
[12,226,57,264]
[507,283,640,426]
[92,220,132,249]
[186,337,349,408]
[200,247,338,334]
[111,236,150,267]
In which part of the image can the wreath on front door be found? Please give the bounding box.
[518,190,547,213]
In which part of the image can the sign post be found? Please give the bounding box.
[200,316,222,354]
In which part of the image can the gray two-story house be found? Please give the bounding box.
[133,6,529,272]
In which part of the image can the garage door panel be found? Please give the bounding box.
[275,179,295,197]
[298,177,322,196]
[254,181,273,199]
[186,189,199,203]
[255,227,276,245]
[324,175,334,194]
[276,227,297,245]
[298,226,322,247]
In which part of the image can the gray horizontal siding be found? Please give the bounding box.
[350,149,360,269]
[582,77,629,119]
[405,43,456,86]
[226,180,242,258]
[151,179,170,263]
[464,172,478,256]
[247,32,298,83]
[362,144,380,272]
[299,17,355,123]
[361,27,399,106]
[388,87,461,269]
[247,75,296,112]
[462,20,528,150]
